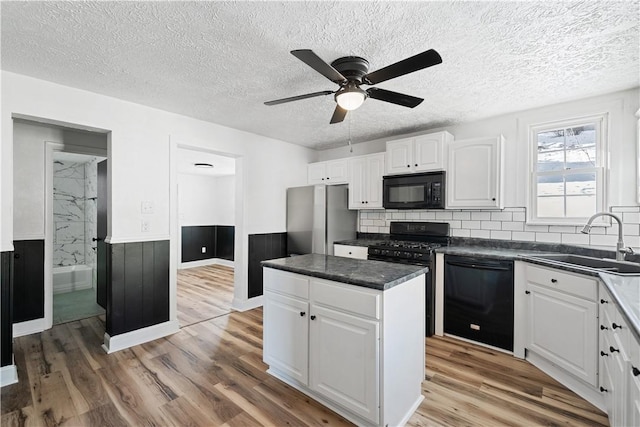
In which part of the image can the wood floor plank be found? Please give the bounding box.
[2,265,609,427]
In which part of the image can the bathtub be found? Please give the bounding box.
[53,265,93,294]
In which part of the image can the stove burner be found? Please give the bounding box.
[376,240,441,251]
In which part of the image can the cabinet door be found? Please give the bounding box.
[447,136,503,208]
[525,283,598,386]
[308,162,327,185]
[309,305,380,424]
[263,291,309,385]
[348,157,367,209]
[365,153,385,208]
[334,244,368,260]
[386,139,413,175]
[414,133,445,172]
[326,160,349,184]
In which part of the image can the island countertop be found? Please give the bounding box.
[261,253,429,291]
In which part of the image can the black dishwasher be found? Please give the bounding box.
[444,255,514,351]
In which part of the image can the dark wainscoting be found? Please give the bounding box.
[248,233,287,298]
[13,240,44,323]
[181,225,234,263]
[1,251,13,367]
[106,240,169,336]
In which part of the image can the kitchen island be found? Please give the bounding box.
[261,254,428,427]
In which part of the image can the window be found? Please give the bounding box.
[529,114,607,224]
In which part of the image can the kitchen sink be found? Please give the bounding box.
[528,254,640,275]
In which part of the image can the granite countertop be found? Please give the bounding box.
[435,245,551,260]
[598,273,640,342]
[261,253,429,291]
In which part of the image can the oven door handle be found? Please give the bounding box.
[445,260,511,271]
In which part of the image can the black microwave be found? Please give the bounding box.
[383,171,446,209]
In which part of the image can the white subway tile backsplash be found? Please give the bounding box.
[624,235,640,247]
[470,229,491,238]
[392,212,406,220]
[420,212,436,220]
[548,225,577,233]
[535,233,561,243]
[452,228,471,237]
[525,224,549,233]
[471,212,491,221]
[379,226,390,234]
[561,233,590,245]
[491,212,512,221]
[461,220,481,229]
[623,212,640,224]
[452,212,471,220]
[512,232,535,241]
[512,212,526,222]
[374,220,386,226]
[448,220,462,229]
[362,219,374,226]
[502,222,524,231]
[480,221,501,230]
[491,230,512,240]
[435,211,453,220]
[612,206,640,213]
[589,234,618,247]
[624,223,640,236]
[406,212,420,220]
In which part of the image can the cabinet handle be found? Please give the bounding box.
[407,164,410,168]
[600,325,608,330]
[601,351,609,357]
[609,346,619,353]
[600,299,609,304]
[321,178,325,180]
[600,386,608,393]
[414,163,418,167]
[310,315,316,320]
[633,366,640,377]
[300,311,306,317]
[492,198,496,201]
[550,279,557,283]
[525,290,530,295]
[348,252,352,255]
[612,323,622,330]
[326,177,330,180]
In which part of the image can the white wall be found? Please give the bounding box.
[319,88,639,208]
[1,71,315,312]
[178,174,235,226]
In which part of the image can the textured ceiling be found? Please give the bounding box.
[2,1,638,149]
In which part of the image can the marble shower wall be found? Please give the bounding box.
[53,158,99,285]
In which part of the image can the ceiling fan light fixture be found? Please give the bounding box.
[335,85,367,111]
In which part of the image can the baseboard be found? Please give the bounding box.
[102,320,180,354]
[0,365,18,387]
[232,295,263,312]
[13,318,46,337]
[179,258,234,269]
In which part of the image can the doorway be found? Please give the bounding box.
[176,146,237,327]
[51,151,106,324]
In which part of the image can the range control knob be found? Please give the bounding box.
[413,252,423,259]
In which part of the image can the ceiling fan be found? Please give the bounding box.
[264,49,442,124]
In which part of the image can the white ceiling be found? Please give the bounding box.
[2,1,638,150]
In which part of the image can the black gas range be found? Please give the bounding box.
[367,221,450,265]
[366,222,450,337]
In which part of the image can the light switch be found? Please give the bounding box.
[141,201,154,214]
[141,220,150,232]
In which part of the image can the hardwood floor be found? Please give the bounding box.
[177,264,234,327]
[2,266,608,426]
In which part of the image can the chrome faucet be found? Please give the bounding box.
[581,212,635,261]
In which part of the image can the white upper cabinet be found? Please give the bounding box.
[386,131,453,175]
[308,159,349,185]
[348,153,385,209]
[446,135,504,209]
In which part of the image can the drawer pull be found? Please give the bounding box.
[600,299,609,304]
[609,346,619,353]
[600,386,608,393]
[310,315,316,320]
[633,366,640,377]
[525,290,530,295]
[600,325,608,330]
[612,323,622,330]
[550,278,558,283]
[601,351,609,357]
[300,311,306,317]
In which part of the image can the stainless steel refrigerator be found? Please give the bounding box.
[287,185,357,256]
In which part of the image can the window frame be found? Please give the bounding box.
[527,113,608,226]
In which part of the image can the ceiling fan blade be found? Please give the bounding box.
[330,105,347,124]
[291,50,347,84]
[264,90,334,106]
[364,49,442,85]
[366,87,424,108]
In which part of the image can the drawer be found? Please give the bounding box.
[334,244,368,260]
[526,264,597,300]
[264,268,309,299]
[310,279,380,319]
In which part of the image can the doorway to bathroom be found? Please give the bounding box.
[51,152,106,325]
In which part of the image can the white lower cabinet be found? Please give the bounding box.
[263,267,425,427]
[333,244,368,260]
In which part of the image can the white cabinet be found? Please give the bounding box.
[262,267,425,427]
[348,153,385,209]
[386,131,452,175]
[523,264,598,387]
[446,136,504,209]
[334,244,368,260]
[308,159,349,185]
[599,284,639,427]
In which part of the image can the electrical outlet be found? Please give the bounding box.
[141,220,150,232]
[141,201,154,214]
[201,246,207,253]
